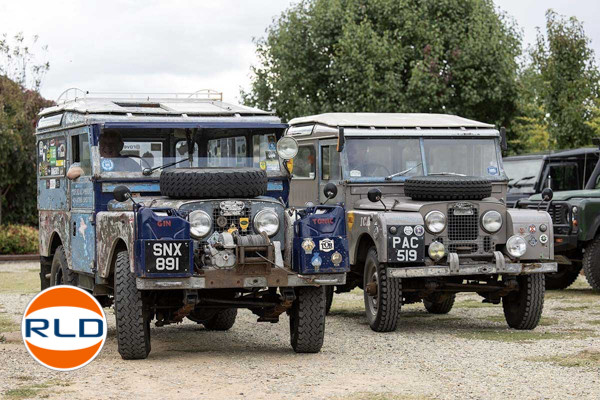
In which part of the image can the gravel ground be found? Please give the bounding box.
[1,261,599,400]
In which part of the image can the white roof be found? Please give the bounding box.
[288,113,494,129]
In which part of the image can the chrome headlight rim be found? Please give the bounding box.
[276,137,299,160]
[189,210,212,239]
[253,209,280,237]
[425,210,446,234]
[506,235,527,258]
[481,210,503,234]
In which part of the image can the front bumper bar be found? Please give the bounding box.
[136,273,346,290]
[387,262,557,279]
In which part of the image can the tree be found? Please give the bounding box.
[242,0,522,133]
[529,10,599,149]
[0,33,52,225]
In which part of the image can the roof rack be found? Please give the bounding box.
[55,88,223,105]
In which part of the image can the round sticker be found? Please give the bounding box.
[539,234,549,244]
[21,286,107,371]
[403,226,414,236]
[101,159,114,171]
[414,225,425,236]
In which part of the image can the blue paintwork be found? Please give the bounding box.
[95,180,160,212]
[71,179,94,209]
[266,178,290,205]
[102,182,161,193]
[293,205,349,274]
[71,213,95,273]
[102,121,288,130]
[38,178,68,210]
[135,207,193,278]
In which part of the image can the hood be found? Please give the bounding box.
[353,196,503,212]
[529,189,600,201]
[108,196,280,211]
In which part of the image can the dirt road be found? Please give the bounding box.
[1,262,599,399]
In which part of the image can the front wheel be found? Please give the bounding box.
[502,274,545,330]
[290,286,326,353]
[363,247,401,332]
[583,236,600,291]
[114,250,151,360]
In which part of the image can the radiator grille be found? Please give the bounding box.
[212,205,252,235]
[447,207,479,241]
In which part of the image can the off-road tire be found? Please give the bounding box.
[424,294,456,314]
[502,274,545,330]
[404,176,492,201]
[290,286,326,353]
[363,247,402,332]
[583,236,600,291]
[545,263,582,290]
[114,250,151,360]
[49,246,78,286]
[203,308,238,331]
[160,167,267,199]
[325,286,334,315]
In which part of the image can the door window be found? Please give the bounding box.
[321,145,341,181]
[292,145,316,179]
[71,133,91,175]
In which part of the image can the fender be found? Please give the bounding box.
[96,211,135,277]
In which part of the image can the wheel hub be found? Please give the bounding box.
[366,281,378,296]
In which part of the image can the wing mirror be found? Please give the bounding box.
[542,188,553,202]
[323,183,338,201]
[500,127,508,151]
[113,185,132,202]
[336,126,345,152]
[367,188,382,203]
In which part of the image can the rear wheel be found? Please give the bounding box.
[49,246,78,286]
[363,247,401,332]
[502,274,545,330]
[290,286,326,353]
[203,309,238,331]
[545,263,582,290]
[424,293,456,314]
[114,250,151,360]
[583,236,600,291]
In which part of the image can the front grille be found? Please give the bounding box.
[447,207,479,241]
[448,243,478,255]
[548,204,568,225]
[212,205,252,235]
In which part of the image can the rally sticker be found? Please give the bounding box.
[319,238,334,252]
[487,166,499,175]
[101,159,114,171]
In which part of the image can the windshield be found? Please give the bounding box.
[343,137,504,180]
[98,130,283,176]
[503,159,543,189]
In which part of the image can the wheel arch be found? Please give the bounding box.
[352,233,376,277]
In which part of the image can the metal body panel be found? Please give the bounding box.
[95,211,136,278]
[70,212,95,274]
[39,211,70,258]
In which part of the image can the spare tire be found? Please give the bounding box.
[160,168,267,199]
[404,176,492,201]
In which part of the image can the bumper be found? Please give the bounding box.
[136,273,346,290]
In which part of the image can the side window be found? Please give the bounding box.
[321,145,341,181]
[549,164,579,191]
[292,145,316,179]
[207,136,247,167]
[71,133,91,175]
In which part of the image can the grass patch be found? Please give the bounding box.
[528,350,600,368]
[454,328,595,343]
[330,392,434,400]
[485,315,558,326]
[0,270,39,294]
[586,320,600,326]
[3,380,70,399]
[454,299,494,309]
[0,311,19,333]
[553,305,590,312]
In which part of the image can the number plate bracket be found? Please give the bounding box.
[387,226,425,263]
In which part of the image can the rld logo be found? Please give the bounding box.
[21,286,107,371]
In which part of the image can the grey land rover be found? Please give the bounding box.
[286,113,557,332]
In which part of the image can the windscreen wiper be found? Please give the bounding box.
[385,163,423,180]
[508,175,535,188]
[142,157,190,176]
[427,172,466,177]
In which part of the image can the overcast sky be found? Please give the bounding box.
[0,0,599,104]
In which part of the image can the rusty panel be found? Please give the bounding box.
[96,211,135,278]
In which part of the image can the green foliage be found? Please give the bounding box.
[0,224,38,254]
[529,10,599,149]
[242,0,522,133]
[0,33,52,226]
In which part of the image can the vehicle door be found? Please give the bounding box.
[318,139,344,204]
[289,141,318,207]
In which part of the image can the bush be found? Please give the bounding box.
[0,224,38,254]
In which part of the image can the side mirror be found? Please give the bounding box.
[542,188,553,202]
[367,188,382,203]
[113,185,132,202]
[593,137,600,149]
[323,183,338,199]
[336,126,345,152]
[500,127,508,151]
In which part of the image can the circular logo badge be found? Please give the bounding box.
[414,225,425,236]
[539,234,549,244]
[101,159,114,171]
[21,286,107,371]
[403,226,414,236]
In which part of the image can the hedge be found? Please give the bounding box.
[0,224,39,255]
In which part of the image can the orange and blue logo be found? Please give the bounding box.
[21,286,107,371]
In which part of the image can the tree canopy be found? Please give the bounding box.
[242,0,522,132]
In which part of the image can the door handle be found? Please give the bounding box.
[73,221,77,236]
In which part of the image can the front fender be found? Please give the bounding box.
[506,209,554,260]
[96,211,135,277]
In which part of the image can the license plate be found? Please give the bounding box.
[144,240,191,273]
[387,226,424,263]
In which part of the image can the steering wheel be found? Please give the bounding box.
[126,155,152,170]
[364,163,390,177]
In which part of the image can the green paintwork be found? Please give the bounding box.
[529,189,600,201]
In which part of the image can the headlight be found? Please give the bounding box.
[481,210,502,233]
[506,235,527,258]
[425,211,446,234]
[189,210,212,239]
[254,209,280,236]
[276,137,298,160]
[428,241,446,261]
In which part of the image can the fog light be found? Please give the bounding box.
[506,235,527,258]
[428,241,446,261]
[331,251,343,266]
